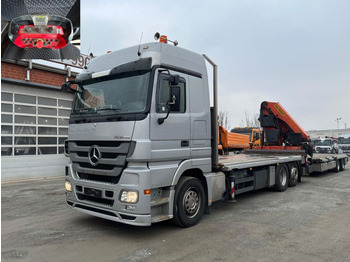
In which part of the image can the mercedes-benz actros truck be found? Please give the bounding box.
[63,34,348,227]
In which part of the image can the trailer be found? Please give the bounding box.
[62,33,348,227]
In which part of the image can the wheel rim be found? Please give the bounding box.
[183,187,201,218]
[290,166,298,183]
[280,168,287,186]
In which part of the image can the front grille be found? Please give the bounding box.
[79,162,115,170]
[77,193,114,206]
[78,172,121,184]
[75,141,122,147]
[69,140,133,184]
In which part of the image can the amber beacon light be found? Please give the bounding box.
[8,14,73,49]
[154,32,178,46]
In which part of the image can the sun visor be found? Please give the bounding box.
[109,58,152,75]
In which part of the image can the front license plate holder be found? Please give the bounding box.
[84,187,102,198]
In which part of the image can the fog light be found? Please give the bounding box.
[120,190,138,203]
[65,181,72,192]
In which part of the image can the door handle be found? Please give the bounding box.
[181,140,189,147]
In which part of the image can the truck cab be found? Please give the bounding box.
[314,138,338,154]
[338,134,350,154]
[64,41,213,226]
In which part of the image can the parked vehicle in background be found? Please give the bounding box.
[218,126,250,154]
[338,134,350,155]
[230,127,261,147]
[315,138,339,154]
[309,137,318,152]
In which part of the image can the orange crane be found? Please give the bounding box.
[258,101,311,153]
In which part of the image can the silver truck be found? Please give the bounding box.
[63,35,348,227]
[338,134,350,155]
[314,138,338,154]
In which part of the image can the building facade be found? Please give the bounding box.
[1,60,76,181]
[307,129,350,138]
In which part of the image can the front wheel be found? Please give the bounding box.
[172,177,205,227]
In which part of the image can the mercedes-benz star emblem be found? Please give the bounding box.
[88,145,101,166]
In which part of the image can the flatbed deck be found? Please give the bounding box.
[218,154,302,171]
[311,153,348,163]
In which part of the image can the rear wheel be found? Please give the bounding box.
[333,160,340,172]
[274,164,289,192]
[172,177,205,227]
[339,159,345,171]
[288,163,299,187]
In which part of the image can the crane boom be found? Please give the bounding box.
[259,101,310,148]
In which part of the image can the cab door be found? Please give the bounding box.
[150,70,190,161]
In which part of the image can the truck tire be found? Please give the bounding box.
[333,160,340,173]
[339,159,345,171]
[288,163,298,187]
[172,177,205,227]
[273,164,289,192]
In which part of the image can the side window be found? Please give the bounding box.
[157,73,186,113]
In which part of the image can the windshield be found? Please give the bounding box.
[338,138,350,144]
[231,128,252,139]
[315,140,332,146]
[72,71,150,120]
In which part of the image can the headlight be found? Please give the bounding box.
[120,190,138,203]
[65,181,72,192]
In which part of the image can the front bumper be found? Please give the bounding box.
[65,163,152,226]
[315,148,332,153]
[66,199,152,226]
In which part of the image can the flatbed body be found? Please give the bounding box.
[308,153,348,173]
[218,154,303,172]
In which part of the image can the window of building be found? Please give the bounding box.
[1,91,72,156]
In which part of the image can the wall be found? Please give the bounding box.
[1,61,75,181]
[307,129,350,138]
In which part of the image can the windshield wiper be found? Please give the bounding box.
[96,105,122,111]
[74,117,91,123]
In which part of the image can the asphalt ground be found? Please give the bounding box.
[2,164,350,262]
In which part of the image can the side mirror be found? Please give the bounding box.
[168,85,181,111]
[169,74,180,85]
[61,81,77,92]
[158,85,181,125]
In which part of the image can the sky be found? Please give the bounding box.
[80,0,350,131]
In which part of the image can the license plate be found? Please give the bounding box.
[84,187,102,198]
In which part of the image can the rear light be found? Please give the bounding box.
[8,14,73,50]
